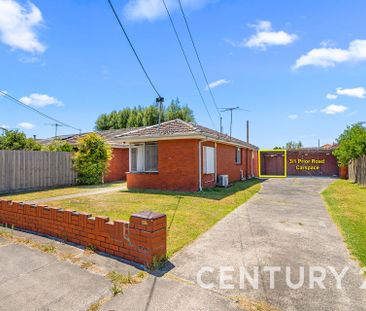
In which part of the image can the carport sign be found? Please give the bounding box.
[289,157,326,172]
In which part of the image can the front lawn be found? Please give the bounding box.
[37,179,261,257]
[0,182,125,202]
[322,180,366,266]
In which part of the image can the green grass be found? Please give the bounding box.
[36,179,261,257]
[0,182,125,202]
[322,180,366,266]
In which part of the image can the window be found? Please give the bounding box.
[145,143,158,172]
[130,143,158,172]
[235,147,241,164]
[203,146,215,174]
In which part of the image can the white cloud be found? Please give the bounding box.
[305,109,317,114]
[0,124,9,129]
[124,0,211,21]
[321,104,348,115]
[19,93,63,107]
[205,79,230,90]
[18,55,40,63]
[17,122,35,129]
[293,39,366,69]
[0,0,45,53]
[336,87,366,99]
[244,20,298,50]
[326,94,337,100]
[288,114,298,120]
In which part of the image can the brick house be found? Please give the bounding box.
[112,119,259,192]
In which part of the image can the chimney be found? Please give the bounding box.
[246,120,250,144]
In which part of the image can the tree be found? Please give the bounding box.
[94,98,194,130]
[143,105,160,126]
[95,113,110,131]
[165,98,194,122]
[45,139,74,152]
[73,133,112,185]
[333,123,366,166]
[285,141,303,149]
[0,130,41,151]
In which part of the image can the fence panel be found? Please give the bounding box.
[0,150,77,194]
[349,155,366,186]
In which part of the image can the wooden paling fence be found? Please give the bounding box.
[0,150,77,194]
[348,155,366,187]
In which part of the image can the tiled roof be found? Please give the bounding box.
[40,128,133,146]
[116,119,258,149]
[40,119,258,149]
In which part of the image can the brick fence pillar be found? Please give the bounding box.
[129,211,167,267]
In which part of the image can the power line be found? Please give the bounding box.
[161,0,217,130]
[0,90,81,133]
[107,0,162,99]
[177,0,221,119]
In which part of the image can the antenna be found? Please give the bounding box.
[219,107,250,137]
[45,123,63,139]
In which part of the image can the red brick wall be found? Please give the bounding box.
[127,139,199,192]
[216,143,247,183]
[253,150,259,177]
[127,139,258,192]
[0,200,166,267]
[104,148,129,182]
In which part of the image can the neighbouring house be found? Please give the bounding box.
[40,128,131,183]
[41,119,259,191]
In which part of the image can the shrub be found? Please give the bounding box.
[45,139,74,152]
[73,133,112,185]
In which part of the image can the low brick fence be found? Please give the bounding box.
[0,200,166,267]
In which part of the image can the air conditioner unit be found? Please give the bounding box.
[218,175,229,187]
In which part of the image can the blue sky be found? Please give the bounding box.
[0,0,366,148]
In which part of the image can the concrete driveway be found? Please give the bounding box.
[168,178,366,311]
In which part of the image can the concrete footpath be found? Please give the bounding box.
[0,229,140,311]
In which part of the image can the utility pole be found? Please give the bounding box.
[220,116,223,134]
[156,96,165,126]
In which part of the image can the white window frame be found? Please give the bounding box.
[129,142,158,173]
[235,147,241,164]
[203,146,215,174]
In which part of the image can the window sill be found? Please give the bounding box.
[128,171,159,174]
